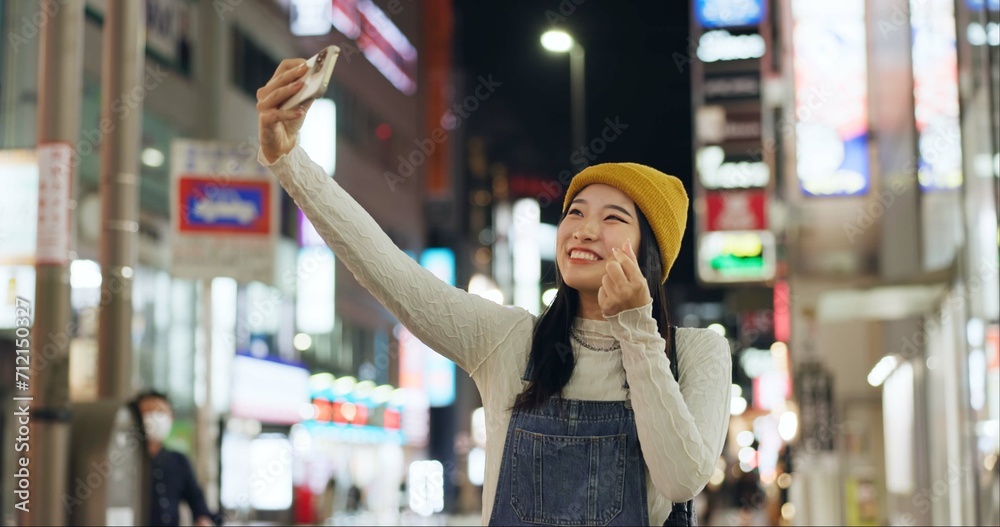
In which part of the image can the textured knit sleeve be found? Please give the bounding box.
[260,144,525,375]
[606,303,732,502]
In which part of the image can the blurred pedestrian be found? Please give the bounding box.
[133,390,216,527]
[257,59,731,526]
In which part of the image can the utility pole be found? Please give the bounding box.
[96,1,148,523]
[23,1,84,524]
[97,0,144,401]
[569,44,586,166]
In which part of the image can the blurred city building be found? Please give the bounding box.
[0,0,460,524]
[0,0,998,526]
[686,0,1000,525]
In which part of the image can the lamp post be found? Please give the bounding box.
[541,29,586,169]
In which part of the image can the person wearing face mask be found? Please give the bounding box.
[134,390,216,527]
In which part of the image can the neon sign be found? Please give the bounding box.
[331,0,417,95]
[698,230,776,283]
[695,0,766,28]
[697,30,766,62]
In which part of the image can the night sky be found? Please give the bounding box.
[454,0,724,303]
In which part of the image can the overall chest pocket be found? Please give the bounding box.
[510,428,627,526]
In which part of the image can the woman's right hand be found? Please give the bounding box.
[257,59,315,164]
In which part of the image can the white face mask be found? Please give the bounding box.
[143,411,173,442]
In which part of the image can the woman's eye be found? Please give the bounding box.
[569,209,583,216]
[606,215,623,222]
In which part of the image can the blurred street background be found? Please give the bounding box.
[0,0,998,525]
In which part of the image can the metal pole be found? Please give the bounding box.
[569,45,586,168]
[23,1,84,525]
[195,278,219,511]
[97,0,144,401]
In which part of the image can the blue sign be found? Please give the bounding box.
[424,350,456,407]
[420,248,455,286]
[178,177,270,234]
[696,0,766,28]
[417,247,456,407]
[965,0,1000,11]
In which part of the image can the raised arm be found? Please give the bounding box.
[608,306,732,502]
[256,59,526,374]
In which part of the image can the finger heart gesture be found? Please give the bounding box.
[598,239,652,318]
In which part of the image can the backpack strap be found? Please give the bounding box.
[665,325,696,526]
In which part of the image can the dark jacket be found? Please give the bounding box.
[149,448,213,526]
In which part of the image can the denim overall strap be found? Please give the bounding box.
[489,361,649,525]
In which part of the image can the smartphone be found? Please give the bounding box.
[280,45,340,110]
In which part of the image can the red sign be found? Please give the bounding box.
[987,324,999,372]
[706,189,767,231]
[773,280,790,343]
[177,176,271,235]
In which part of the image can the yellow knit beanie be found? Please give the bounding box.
[562,162,689,283]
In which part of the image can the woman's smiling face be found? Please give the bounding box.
[556,184,642,296]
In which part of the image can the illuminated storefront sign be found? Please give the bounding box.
[791,0,870,197]
[697,230,776,283]
[695,0,766,28]
[912,0,964,191]
[703,71,760,102]
[697,30,766,63]
[965,0,1000,11]
[290,0,333,36]
[697,146,769,189]
[331,0,417,95]
[705,190,767,231]
[303,374,420,445]
[230,354,312,425]
[0,150,38,329]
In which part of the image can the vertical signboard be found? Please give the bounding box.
[790,0,871,197]
[692,0,774,285]
[36,143,74,264]
[396,249,457,408]
[0,150,39,328]
[911,0,963,192]
[418,248,456,407]
[170,140,278,284]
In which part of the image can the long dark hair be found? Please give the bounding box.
[513,205,674,411]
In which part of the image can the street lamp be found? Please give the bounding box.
[540,29,586,169]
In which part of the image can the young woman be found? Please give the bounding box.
[256,60,731,526]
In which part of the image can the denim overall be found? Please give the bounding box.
[488,362,650,526]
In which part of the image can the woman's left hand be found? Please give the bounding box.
[599,239,653,318]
